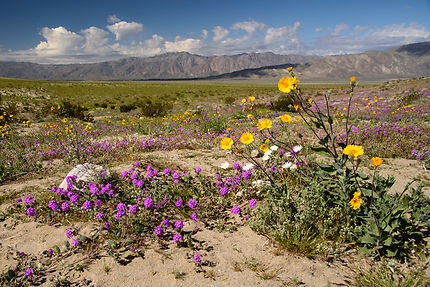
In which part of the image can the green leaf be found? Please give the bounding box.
[357,172,369,180]
[359,234,376,244]
[311,146,332,157]
[4,270,16,282]
[53,245,61,254]
[108,239,117,249]
[386,249,398,257]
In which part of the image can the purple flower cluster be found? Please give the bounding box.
[154,225,164,237]
[231,206,241,215]
[188,198,198,209]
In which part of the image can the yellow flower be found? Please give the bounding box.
[248,96,255,101]
[57,105,61,109]
[265,138,270,143]
[240,132,254,145]
[257,119,272,130]
[260,144,269,152]
[287,67,293,71]
[220,137,234,150]
[247,114,254,119]
[349,192,362,210]
[62,118,67,123]
[350,76,356,83]
[278,76,299,93]
[370,157,383,167]
[241,98,247,103]
[308,98,313,105]
[343,145,364,159]
[294,103,300,111]
[279,114,292,123]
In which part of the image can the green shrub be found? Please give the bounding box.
[270,94,295,112]
[136,99,172,117]
[119,103,136,113]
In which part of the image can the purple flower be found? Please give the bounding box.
[137,180,144,188]
[233,162,242,171]
[174,220,183,230]
[154,225,164,237]
[70,239,81,247]
[172,172,180,179]
[188,198,198,209]
[61,202,70,212]
[24,196,34,204]
[411,149,418,154]
[249,199,257,210]
[130,172,137,180]
[121,170,129,179]
[26,207,35,217]
[94,199,103,207]
[134,160,140,167]
[195,167,202,174]
[115,211,126,219]
[173,234,182,242]
[70,195,79,205]
[174,179,179,184]
[15,197,22,203]
[144,196,153,209]
[219,186,229,196]
[25,268,33,281]
[175,199,183,208]
[66,228,73,238]
[129,205,138,214]
[51,185,57,192]
[216,181,223,187]
[47,200,58,211]
[116,202,126,211]
[82,200,92,210]
[56,188,65,196]
[104,222,111,231]
[163,168,172,175]
[191,212,197,221]
[96,212,105,219]
[193,252,202,263]
[161,219,171,227]
[231,206,241,215]
[47,248,54,256]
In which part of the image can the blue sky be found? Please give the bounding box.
[1,0,429,63]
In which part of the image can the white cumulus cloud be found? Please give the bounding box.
[165,37,203,53]
[107,21,143,41]
[212,26,229,41]
[35,26,83,56]
[81,26,110,54]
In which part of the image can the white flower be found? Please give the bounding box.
[292,145,302,153]
[262,154,270,161]
[264,150,273,156]
[220,161,230,169]
[270,145,279,151]
[243,163,255,171]
[284,152,291,158]
[290,163,297,170]
[282,162,292,169]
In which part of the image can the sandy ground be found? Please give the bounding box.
[0,149,428,286]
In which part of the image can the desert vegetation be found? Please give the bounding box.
[0,74,429,286]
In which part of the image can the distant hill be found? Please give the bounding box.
[295,42,430,81]
[1,42,429,81]
[0,52,318,81]
[210,42,430,81]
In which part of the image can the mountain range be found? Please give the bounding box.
[0,42,429,81]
